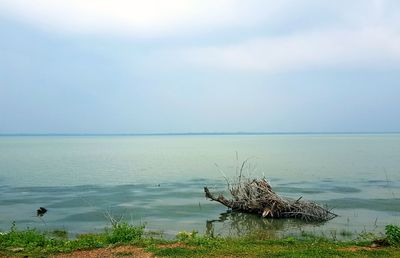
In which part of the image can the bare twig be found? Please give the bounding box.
[205,175,337,222]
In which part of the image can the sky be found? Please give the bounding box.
[0,0,399,133]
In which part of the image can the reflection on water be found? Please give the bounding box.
[1,135,400,238]
[0,180,226,237]
[205,211,324,239]
[0,178,399,238]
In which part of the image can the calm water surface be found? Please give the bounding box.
[0,134,399,238]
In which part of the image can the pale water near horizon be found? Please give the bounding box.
[0,134,399,238]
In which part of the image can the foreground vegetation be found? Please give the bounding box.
[1,223,399,257]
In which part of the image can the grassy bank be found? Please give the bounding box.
[1,223,399,257]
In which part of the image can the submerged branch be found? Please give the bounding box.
[204,177,337,222]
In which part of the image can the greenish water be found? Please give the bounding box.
[0,134,399,238]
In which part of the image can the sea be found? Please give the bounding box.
[0,134,399,239]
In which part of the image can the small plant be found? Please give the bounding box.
[385,224,400,246]
[357,231,379,242]
[176,230,218,247]
[282,236,296,244]
[176,230,198,241]
[106,222,145,244]
[75,233,106,249]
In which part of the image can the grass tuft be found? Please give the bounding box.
[106,222,145,244]
[385,224,400,246]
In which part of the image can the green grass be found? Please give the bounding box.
[148,235,399,257]
[1,223,400,257]
[386,224,400,246]
[105,222,145,244]
[0,222,144,257]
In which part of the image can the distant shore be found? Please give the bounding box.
[1,131,400,137]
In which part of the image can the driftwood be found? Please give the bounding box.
[204,177,337,222]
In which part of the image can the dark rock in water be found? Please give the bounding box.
[37,207,47,217]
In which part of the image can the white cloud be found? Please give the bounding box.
[0,0,288,37]
[179,27,400,73]
[2,0,400,73]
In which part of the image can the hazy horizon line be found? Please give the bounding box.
[1,131,399,136]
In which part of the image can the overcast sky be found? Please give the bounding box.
[0,0,399,133]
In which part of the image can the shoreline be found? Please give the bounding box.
[1,223,399,257]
